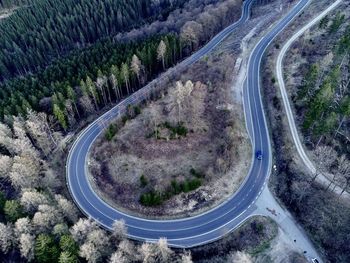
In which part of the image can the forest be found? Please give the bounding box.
[0,0,246,262]
[0,0,29,9]
[0,0,187,80]
[0,34,181,129]
[294,18,350,152]
[0,0,242,131]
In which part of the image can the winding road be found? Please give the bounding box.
[67,0,311,248]
[276,0,346,195]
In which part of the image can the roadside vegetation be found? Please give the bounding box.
[90,61,251,218]
[285,8,350,193]
[0,0,305,261]
[0,0,252,261]
[262,1,350,262]
[0,0,242,123]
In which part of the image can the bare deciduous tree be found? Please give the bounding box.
[79,241,101,263]
[181,251,193,263]
[157,40,167,70]
[20,189,49,213]
[71,218,99,245]
[112,219,127,242]
[32,204,62,233]
[313,145,337,182]
[121,63,131,94]
[10,155,41,189]
[80,229,111,263]
[109,251,128,263]
[0,155,12,180]
[55,194,79,223]
[79,95,95,115]
[180,21,203,51]
[86,76,99,110]
[0,223,14,253]
[26,110,57,155]
[65,100,77,128]
[19,233,35,261]
[337,155,350,195]
[155,238,172,262]
[228,251,253,263]
[118,240,135,261]
[131,54,142,84]
[15,217,32,237]
[139,242,155,263]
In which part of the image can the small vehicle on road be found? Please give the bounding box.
[256,150,263,160]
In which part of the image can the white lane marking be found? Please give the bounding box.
[276,0,343,176]
[68,0,312,246]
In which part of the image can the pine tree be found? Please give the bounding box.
[53,104,67,131]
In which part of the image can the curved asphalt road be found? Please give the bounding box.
[67,0,310,248]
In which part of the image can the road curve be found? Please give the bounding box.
[67,0,310,248]
[276,0,343,177]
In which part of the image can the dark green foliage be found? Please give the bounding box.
[162,122,188,139]
[0,34,181,120]
[134,106,141,116]
[337,25,350,55]
[174,123,188,137]
[319,15,329,29]
[303,66,339,131]
[0,0,186,81]
[251,221,264,235]
[140,177,202,206]
[105,123,118,141]
[0,191,6,213]
[328,12,345,33]
[190,168,205,178]
[297,64,319,100]
[58,251,78,263]
[4,200,24,222]
[140,175,148,187]
[122,116,129,124]
[35,234,60,263]
[140,191,162,206]
[59,235,78,259]
[0,0,30,9]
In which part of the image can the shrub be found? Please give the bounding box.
[175,123,188,137]
[0,191,6,212]
[140,191,163,206]
[140,178,202,207]
[190,168,205,178]
[134,106,141,116]
[162,122,188,138]
[4,200,24,223]
[140,175,148,187]
[122,116,129,124]
[105,124,118,141]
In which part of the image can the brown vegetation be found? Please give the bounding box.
[90,54,251,218]
[261,1,350,262]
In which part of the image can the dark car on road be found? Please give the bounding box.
[256,150,263,160]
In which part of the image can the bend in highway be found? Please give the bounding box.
[276,0,346,193]
[67,0,312,248]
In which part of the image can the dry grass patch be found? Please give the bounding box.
[89,54,251,218]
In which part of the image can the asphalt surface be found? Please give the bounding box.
[276,0,347,196]
[67,0,310,248]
